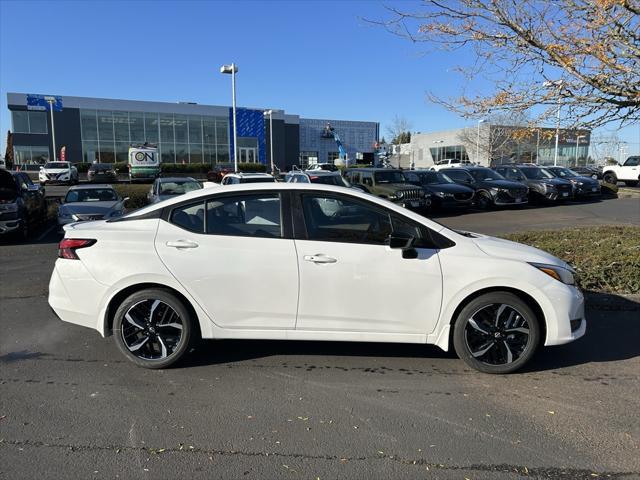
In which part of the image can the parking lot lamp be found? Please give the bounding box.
[220,63,239,172]
[44,96,57,161]
[575,134,586,166]
[263,110,275,175]
[543,80,565,166]
[476,119,486,164]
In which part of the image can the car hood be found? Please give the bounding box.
[571,176,599,185]
[470,233,568,268]
[60,201,120,215]
[376,183,419,193]
[476,179,526,190]
[424,183,474,194]
[527,177,571,186]
[42,168,71,173]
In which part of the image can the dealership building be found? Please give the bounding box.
[6,93,379,170]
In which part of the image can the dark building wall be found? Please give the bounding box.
[50,108,82,162]
[284,123,300,169]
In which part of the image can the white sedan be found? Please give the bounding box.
[39,161,79,185]
[49,183,586,373]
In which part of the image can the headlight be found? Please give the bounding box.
[434,191,444,198]
[395,191,404,199]
[490,187,499,193]
[543,182,557,190]
[577,181,584,186]
[529,262,576,285]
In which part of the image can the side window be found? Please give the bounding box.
[301,194,392,245]
[207,194,282,238]
[363,174,373,187]
[452,159,460,164]
[624,157,639,167]
[170,202,206,233]
[390,214,433,249]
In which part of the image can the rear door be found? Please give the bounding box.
[155,191,299,330]
[293,191,443,334]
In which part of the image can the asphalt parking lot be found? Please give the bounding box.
[1,196,639,479]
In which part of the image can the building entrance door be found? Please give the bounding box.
[239,147,257,163]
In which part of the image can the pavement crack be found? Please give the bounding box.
[0,439,637,479]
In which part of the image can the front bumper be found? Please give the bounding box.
[539,282,587,346]
[574,185,601,197]
[0,219,22,234]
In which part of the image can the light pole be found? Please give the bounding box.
[263,110,274,175]
[618,142,627,164]
[476,119,486,164]
[543,80,565,166]
[220,63,239,172]
[432,140,444,164]
[44,96,57,161]
[575,134,586,166]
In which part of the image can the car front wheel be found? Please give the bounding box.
[603,172,617,185]
[453,292,541,374]
[113,289,194,369]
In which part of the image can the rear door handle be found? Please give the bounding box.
[303,254,337,264]
[166,240,199,249]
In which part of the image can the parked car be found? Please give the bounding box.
[441,167,528,209]
[494,165,573,203]
[546,167,601,198]
[601,156,639,186]
[430,158,474,171]
[206,167,233,183]
[0,169,46,239]
[39,161,79,185]
[147,177,202,204]
[57,185,128,231]
[306,163,339,172]
[344,168,429,210]
[569,166,602,180]
[49,183,586,373]
[87,163,118,183]
[221,173,276,185]
[404,170,475,209]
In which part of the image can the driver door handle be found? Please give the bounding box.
[304,254,337,264]
[166,240,199,249]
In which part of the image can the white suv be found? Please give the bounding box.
[601,156,639,187]
[431,159,474,171]
[39,161,79,185]
[49,183,585,374]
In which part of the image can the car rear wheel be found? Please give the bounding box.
[476,192,492,210]
[453,292,541,374]
[113,289,194,369]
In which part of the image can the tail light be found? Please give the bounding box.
[58,238,96,259]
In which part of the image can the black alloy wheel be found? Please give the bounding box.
[453,292,540,373]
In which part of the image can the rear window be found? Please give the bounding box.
[239,177,276,184]
[65,188,118,203]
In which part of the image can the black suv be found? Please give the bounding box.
[0,169,46,239]
[442,167,528,209]
[344,168,428,210]
[494,165,573,202]
[546,166,601,198]
[404,170,475,209]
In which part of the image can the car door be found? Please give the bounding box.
[155,191,299,330]
[293,191,443,334]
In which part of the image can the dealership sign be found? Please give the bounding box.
[26,94,63,112]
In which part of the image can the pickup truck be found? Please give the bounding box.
[602,156,639,186]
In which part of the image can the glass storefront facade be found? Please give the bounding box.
[13,146,50,164]
[79,109,229,164]
[11,111,48,134]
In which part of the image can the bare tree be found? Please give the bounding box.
[589,132,623,162]
[4,130,13,169]
[386,115,413,144]
[370,1,640,129]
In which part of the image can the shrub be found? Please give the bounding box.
[503,226,640,294]
[238,163,266,172]
[160,163,211,174]
[113,184,151,210]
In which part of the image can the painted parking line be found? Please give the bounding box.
[36,224,56,242]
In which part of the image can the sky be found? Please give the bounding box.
[0,0,638,158]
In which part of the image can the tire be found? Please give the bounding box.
[452,292,541,374]
[476,192,492,210]
[625,181,638,187]
[603,172,617,185]
[113,289,195,369]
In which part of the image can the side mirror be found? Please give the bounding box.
[123,196,130,204]
[388,233,418,259]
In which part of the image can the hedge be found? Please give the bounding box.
[113,184,151,210]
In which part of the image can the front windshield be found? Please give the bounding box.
[374,171,406,183]
[159,180,202,195]
[420,171,454,184]
[240,177,276,183]
[309,174,350,187]
[521,167,555,179]
[552,168,578,178]
[65,188,117,203]
[45,162,69,169]
[469,168,505,182]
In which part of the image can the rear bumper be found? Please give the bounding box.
[48,259,109,335]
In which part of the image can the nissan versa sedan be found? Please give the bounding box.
[58,185,127,230]
[49,183,585,374]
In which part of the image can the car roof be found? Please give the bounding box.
[67,184,115,191]
[157,176,198,183]
[224,172,273,178]
[302,170,341,176]
[348,168,401,172]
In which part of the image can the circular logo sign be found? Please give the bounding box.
[135,152,146,161]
